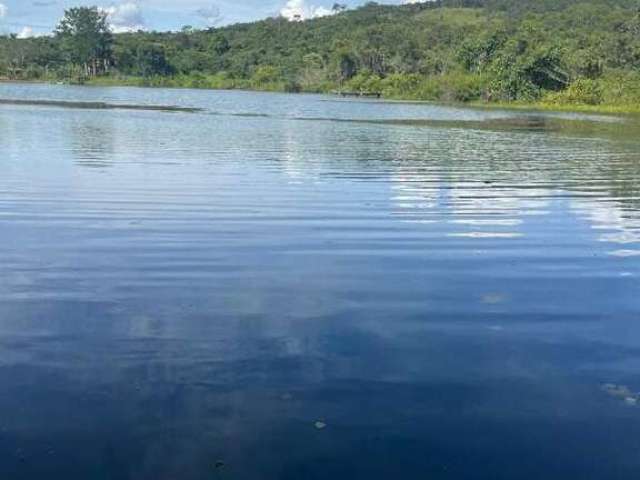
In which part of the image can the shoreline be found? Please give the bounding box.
[2,77,639,117]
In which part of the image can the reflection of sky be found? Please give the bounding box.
[572,196,640,258]
[1,86,640,479]
[379,125,640,261]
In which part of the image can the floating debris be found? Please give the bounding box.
[214,460,225,469]
[280,393,293,401]
[602,384,640,406]
[314,421,327,430]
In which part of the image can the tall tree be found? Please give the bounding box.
[56,6,113,77]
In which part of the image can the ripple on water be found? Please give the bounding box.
[1,85,640,480]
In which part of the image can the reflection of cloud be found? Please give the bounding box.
[448,184,550,216]
[482,293,507,305]
[447,184,550,238]
[572,197,640,257]
[451,218,523,226]
[384,128,569,239]
[448,232,523,239]
[390,164,442,224]
[391,174,550,239]
[608,250,640,257]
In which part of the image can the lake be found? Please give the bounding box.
[1,83,639,479]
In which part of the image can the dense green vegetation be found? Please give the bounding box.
[3,1,640,110]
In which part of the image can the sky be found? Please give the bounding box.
[0,0,424,37]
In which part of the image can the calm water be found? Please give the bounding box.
[1,83,640,479]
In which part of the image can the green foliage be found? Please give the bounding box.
[55,6,113,77]
[251,65,280,86]
[382,72,487,102]
[114,40,173,77]
[298,53,327,91]
[336,49,358,82]
[599,71,640,104]
[345,71,382,94]
[2,0,640,110]
[544,78,604,105]
[488,21,569,101]
[381,73,422,97]
[543,71,640,107]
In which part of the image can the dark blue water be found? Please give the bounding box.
[1,83,640,479]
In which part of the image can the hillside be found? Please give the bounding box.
[2,0,640,109]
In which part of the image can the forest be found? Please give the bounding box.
[2,0,640,110]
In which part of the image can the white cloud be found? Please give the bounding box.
[280,0,337,22]
[101,2,145,33]
[0,3,7,19]
[17,26,40,38]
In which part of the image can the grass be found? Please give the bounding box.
[472,100,640,116]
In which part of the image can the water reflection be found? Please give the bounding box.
[573,197,640,257]
[1,86,640,479]
[71,121,116,167]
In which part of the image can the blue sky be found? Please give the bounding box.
[0,1,419,36]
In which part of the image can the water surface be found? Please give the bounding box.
[1,83,640,479]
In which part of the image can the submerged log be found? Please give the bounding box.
[0,98,202,113]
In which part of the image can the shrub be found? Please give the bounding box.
[381,73,422,98]
[345,71,383,94]
[543,78,603,105]
[599,71,640,105]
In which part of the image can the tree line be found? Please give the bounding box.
[2,0,640,108]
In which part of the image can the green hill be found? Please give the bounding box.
[2,1,640,110]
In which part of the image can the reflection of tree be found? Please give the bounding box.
[70,119,116,167]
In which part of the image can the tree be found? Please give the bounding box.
[332,3,348,13]
[489,22,569,101]
[135,43,173,77]
[251,65,280,86]
[56,6,113,77]
[299,53,325,90]
[336,49,357,83]
[5,0,640,107]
